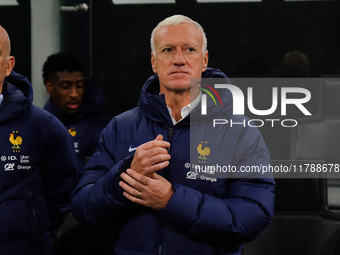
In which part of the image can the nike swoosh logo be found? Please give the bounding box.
[128,145,138,152]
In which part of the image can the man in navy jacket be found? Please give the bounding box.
[72,15,275,255]
[42,52,113,254]
[42,52,111,170]
[0,26,78,254]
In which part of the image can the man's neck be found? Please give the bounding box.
[162,88,200,122]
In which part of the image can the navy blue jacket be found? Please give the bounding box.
[0,72,78,255]
[44,83,111,170]
[72,68,275,255]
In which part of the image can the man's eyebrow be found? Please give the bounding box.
[159,43,198,48]
[182,43,199,48]
[159,43,174,48]
[59,80,72,84]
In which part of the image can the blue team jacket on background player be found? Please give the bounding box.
[0,71,78,255]
[44,83,111,170]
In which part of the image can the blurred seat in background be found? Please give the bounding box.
[243,78,340,255]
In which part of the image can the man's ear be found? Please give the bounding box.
[45,81,53,95]
[151,52,158,74]
[202,50,208,72]
[5,56,15,77]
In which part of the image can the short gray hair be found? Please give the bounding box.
[150,14,207,54]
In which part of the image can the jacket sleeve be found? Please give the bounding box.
[71,120,137,228]
[42,115,78,232]
[160,124,275,246]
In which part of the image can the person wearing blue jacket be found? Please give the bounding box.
[71,15,275,255]
[42,52,113,254]
[0,26,78,255]
[42,52,111,170]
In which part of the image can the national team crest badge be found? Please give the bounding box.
[197,141,210,163]
[68,127,77,137]
[9,131,22,152]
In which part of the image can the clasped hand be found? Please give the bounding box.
[119,135,174,210]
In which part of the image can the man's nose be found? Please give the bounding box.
[173,49,185,65]
[69,85,79,97]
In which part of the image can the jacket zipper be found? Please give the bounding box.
[165,127,174,178]
[157,126,174,255]
[29,190,40,241]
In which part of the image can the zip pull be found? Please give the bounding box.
[168,127,173,138]
[167,127,174,153]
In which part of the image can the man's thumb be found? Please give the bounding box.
[155,134,163,141]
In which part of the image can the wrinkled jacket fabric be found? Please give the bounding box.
[0,72,78,255]
[44,83,111,169]
[72,68,275,255]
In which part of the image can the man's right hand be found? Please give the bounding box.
[130,134,171,177]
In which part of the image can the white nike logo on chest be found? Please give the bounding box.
[128,145,138,152]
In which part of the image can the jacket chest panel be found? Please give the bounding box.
[0,125,40,191]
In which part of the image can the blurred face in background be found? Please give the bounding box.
[45,70,84,115]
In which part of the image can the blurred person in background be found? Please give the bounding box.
[0,25,77,255]
[42,52,111,170]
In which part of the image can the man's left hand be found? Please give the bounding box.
[119,168,174,210]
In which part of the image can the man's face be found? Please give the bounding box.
[151,23,208,93]
[0,48,8,92]
[45,70,84,115]
[0,27,15,93]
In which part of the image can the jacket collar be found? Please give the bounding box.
[0,71,33,122]
[138,67,232,126]
[44,83,109,124]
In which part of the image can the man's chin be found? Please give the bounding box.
[63,108,79,116]
[161,81,193,92]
